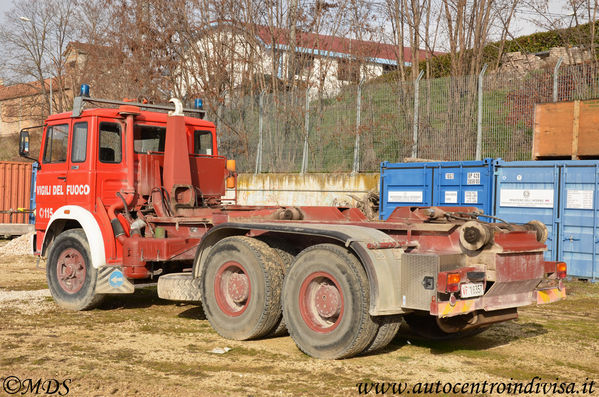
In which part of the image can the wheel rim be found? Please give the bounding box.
[214,261,251,317]
[299,271,344,333]
[56,247,86,294]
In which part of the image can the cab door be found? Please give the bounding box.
[95,118,127,208]
[65,119,94,210]
[35,122,70,230]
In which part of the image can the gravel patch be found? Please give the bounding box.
[0,233,34,256]
[0,288,52,314]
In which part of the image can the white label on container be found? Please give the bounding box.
[464,191,478,204]
[499,189,554,208]
[467,172,481,185]
[566,190,594,209]
[388,191,423,203]
[445,191,458,203]
[445,172,455,180]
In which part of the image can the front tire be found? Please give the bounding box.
[282,244,378,359]
[46,229,104,311]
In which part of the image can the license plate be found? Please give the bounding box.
[460,283,484,298]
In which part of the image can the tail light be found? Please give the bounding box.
[447,273,461,293]
[556,262,567,279]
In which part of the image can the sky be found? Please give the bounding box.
[0,0,586,48]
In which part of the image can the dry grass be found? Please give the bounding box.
[0,253,597,396]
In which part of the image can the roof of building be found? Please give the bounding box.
[206,21,444,65]
[0,77,56,101]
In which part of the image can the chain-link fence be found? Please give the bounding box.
[209,61,599,173]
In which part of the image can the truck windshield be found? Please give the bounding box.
[134,125,166,153]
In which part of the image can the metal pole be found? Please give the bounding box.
[216,104,223,150]
[476,63,488,161]
[300,89,310,174]
[255,92,264,174]
[411,70,424,158]
[352,81,363,174]
[49,76,52,115]
[553,57,563,102]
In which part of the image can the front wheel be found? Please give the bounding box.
[282,244,378,359]
[46,229,104,311]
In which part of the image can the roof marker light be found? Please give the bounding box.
[194,98,203,110]
[80,84,90,97]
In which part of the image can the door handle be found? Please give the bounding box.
[57,176,67,181]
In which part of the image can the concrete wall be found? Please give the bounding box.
[227,173,379,206]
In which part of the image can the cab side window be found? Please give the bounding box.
[71,122,88,163]
[194,130,213,155]
[99,122,122,163]
[43,124,68,163]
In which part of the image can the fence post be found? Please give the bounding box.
[300,90,310,174]
[352,81,363,175]
[255,92,264,174]
[411,70,424,158]
[216,104,223,150]
[476,63,488,161]
[553,57,563,102]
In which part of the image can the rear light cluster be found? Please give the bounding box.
[446,273,461,293]
[556,262,567,279]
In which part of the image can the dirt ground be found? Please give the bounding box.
[0,243,598,396]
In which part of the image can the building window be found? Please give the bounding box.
[337,59,361,83]
[382,64,398,73]
[293,53,315,76]
[43,124,68,163]
[99,122,122,163]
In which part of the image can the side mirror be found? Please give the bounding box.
[19,130,30,157]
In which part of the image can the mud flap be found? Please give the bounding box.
[96,266,135,294]
[536,287,566,304]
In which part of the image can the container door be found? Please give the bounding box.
[434,160,493,216]
[559,162,598,280]
[35,122,70,230]
[494,161,560,261]
[379,162,433,220]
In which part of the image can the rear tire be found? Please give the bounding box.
[282,244,377,359]
[46,229,104,311]
[200,236,283,340]
[259,237,299,337]
[362,315,402,354]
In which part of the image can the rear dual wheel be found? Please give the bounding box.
[200,236,284,340]
[282,244,379,359]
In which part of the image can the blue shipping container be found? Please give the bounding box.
[29,162,38,224]
[380,159,598,280]
[494,160,598,280]
[379,159,494,220]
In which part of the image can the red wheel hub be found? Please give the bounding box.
[214,261,251,317]
[56,248,86,294]
[299,271,344,333]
